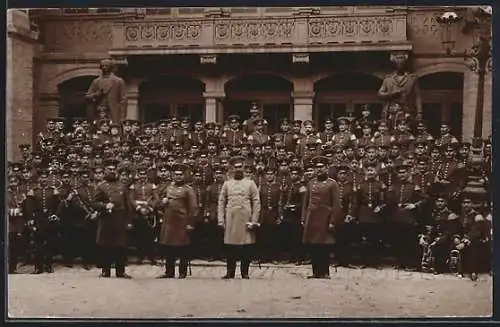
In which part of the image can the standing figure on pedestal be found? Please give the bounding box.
[378,52,422,130]
[86,59,127,123]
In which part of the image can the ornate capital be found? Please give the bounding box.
[486,57,492,73]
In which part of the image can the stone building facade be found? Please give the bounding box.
[6,7,492,161]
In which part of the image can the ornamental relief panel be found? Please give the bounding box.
[125,22,203,42]
[113,14,408,50]
[214,19,295,44]
[308,16,402,42]
[43,20,112,52]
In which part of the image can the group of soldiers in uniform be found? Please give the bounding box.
[7,102,492,280]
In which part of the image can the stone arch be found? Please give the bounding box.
[224,71,293,88]
[138,75,206,123]
[311,71,384,85]
[223,73,294,132]
[47,66,101,93]
[414,62,466,77]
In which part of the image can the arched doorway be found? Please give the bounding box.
[314,72,383,130]
[139,76,205,124]
[57,76,96,131]
[224,74,293,133]
[419,72,464,138]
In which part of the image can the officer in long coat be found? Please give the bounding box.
[301,156,342,279]
[157,163,197,279]
[8,175,27,274]
[93,159,133,278]
[26,169,61,274]
[218,156,261,279]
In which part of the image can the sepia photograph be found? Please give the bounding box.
[6,5,493,319]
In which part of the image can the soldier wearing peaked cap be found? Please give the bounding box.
[93,158,134,278]
[157,163,198,279]
[386,163,425,270]
[333,163,359,268]
[319,117,335,148]
[419,187,460,274]
[7,174,27,274]
[256,166,282,263]
[332,117,357,148]
[25,167,62,274]
[354,162,386,268]
[274,118,298,153]
[202,166,226,261]
[247,118,270,147]
[129,164,160,265]
[218,155,261,279]
[301,156,342,278]
[459,195,491,280]
[221,115,246,148]
[243,102,268,135]
[435,122,459,149]
[279,164,306,264]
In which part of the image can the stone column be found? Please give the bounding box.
[126,80,140,120]
[482,71,492,138]
[462,70,477,142]
[292,91,315,123]
[203,91,225,123]
[7,9,39,161]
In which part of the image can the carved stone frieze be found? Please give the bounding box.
[308,16,403,42]
[125,21,203,42]
[408,11,440,37]
[43,20,112,51]
[214,19,295,43]
[113,14,408,52]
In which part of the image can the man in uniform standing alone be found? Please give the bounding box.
[301,156,342,279]
[218,156,261,279]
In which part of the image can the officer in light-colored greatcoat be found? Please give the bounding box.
[218,156,261,279]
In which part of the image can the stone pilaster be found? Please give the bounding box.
[203,91,225,123]
[292,91,315,123]
[126,80,140,120]
[7,9,39,161]
[482,72,492,138]
[462,70,477,142]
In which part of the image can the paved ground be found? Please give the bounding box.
[8,261,492,319]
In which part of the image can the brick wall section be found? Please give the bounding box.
[7,10,38,161]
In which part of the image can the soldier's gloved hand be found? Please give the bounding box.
[140,207,149,215]
[106,202,114,210]
[159,219,163,224]
[344,215,355,224]
[418,236,427,246]
[463,238,471,246]
[456,243,465,250]
[373,206,381,213]
[126,223,133,230]
[186,224,194,231]
[453,237,461,245]
[162,197,168,205]
[405,203,416,210]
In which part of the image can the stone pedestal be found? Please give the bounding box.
[7,9,39,161]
